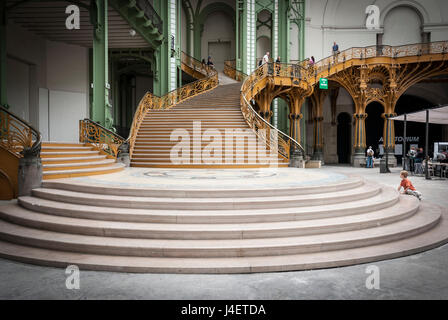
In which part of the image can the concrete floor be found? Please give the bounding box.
[1,165,447,299]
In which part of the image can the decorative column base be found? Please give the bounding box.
[383,149,397,168]
[18,153,42,197]
[312,148,324,164]
[289,149,305,168]
[352,148,366,167]
[117,142,130,167]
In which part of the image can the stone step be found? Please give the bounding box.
[42,159,116,171]
[42,163,125,179]
[0,206,440,258]
[40,151,100,158]
[42,142,84,147]
[30,184,381,210]
[130,162,290,169]
[18,187,398,224]
[0,204,445,273]
[40,175,363,198]
[41,155,108,164]
[42,146,94,152]
[0,197,419,240]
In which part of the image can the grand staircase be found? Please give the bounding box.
[0,171,447,273]
[41,142,125,179]
[132,82,289,168]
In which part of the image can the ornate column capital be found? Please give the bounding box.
[353,113,368,120]
[381,113,398,119]
[313,116,324,122]
[289,113,303,120]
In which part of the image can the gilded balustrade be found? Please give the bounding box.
[224,60,248,82]
[0,105,41,158]
[240,63,309,160]
[181,51,213,78]
[79,119,126,158]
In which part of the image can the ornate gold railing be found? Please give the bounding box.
[239,41,448,161]
[128,58,219,157]
[311,40,448,77]
[224,59,248,82]
[0,105,41,158]
[240,63,307,160]
[181,51,213,78]
[79,119,126,158]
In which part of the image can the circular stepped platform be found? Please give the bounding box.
[0,168,447,273]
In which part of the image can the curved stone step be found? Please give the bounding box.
[40,175,363,197]
[42,163,125,179]
[0,196,419,240]
[18,187,398,224]
[31,184,381,210]
[0,206,440,258]
[0,204,445,273]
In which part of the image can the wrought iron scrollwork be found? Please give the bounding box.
[79,119,126,158]
[0,105,41,158]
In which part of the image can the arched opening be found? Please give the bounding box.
[256,9,272,63]
[365,102,384,157]
[201,8,235,72]
[383,6,423,46]
[337,112,351,164]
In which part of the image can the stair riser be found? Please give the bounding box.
[41,179,364,198]
[0,216,437,258]
[43,163,115,171]
[31,187,381,210]
[130,164,290,169]
[41,158,107,164]
[18,193,398,224]
[41,153,99,158]
[0,204,418,240]
[42,167,124,180]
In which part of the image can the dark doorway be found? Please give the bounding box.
[337,112,351,163]
[365,102,384,157]
[394,94,443,164]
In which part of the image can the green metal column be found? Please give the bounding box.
[0,1,7,108]
[153,0,169,95]
[91,0,112,128]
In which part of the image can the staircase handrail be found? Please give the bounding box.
[0,104,42,158]
[79,118,126,159]
[224,59,248,82]
[240,63,306,160]
[181,51,214,78]
[127,53,219,157]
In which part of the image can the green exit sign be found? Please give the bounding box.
[319,78,328,89]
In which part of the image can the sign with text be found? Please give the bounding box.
[319,78,328,89]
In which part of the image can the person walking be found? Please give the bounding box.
[366,146,374,168]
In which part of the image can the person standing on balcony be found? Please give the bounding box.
[262,51,270,65]
[275,56,281,75]
[308,56,315,67]
[332,42,340,61]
